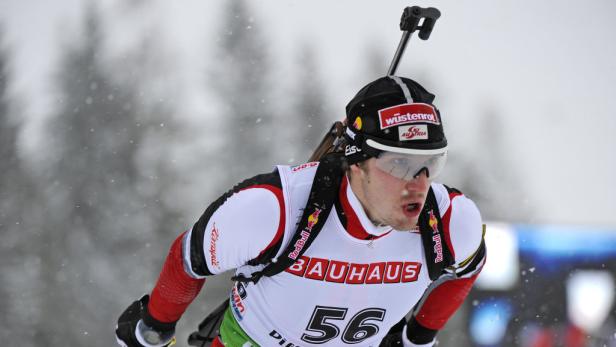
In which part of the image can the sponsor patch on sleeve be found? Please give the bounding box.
[291,162,319,172]
[378,103,440,129]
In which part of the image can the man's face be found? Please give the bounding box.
[349,158,431,231]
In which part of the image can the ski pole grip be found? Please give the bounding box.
[400,6,441,40]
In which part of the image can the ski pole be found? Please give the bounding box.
[387,6,441,76]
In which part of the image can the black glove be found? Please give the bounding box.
[116,295,176,347]
[380,332,438,347]
[379,332,405,346]
[379,317,437,347]
[379,317,405,347]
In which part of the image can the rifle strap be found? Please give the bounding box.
[232,154,345,284]
[417,188,455,280]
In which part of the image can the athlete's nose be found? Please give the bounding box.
[413,167,429,179]
[405,170,429,189]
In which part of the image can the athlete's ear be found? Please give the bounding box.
[349,162,361,174]
[348,162,367,183]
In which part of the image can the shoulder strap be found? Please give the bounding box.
[417,187,455,280]
[232,154,345,284]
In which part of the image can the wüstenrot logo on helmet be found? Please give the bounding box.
[378,103,440,129]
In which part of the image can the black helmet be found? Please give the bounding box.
[343,76,447,164]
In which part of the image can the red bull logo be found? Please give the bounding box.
[428,210,439,234]
[307,209,321,229]
[428,210,444,263]
[289,208,323,260]
[432,234,444,263]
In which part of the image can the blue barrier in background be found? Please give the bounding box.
[514,224,616,271]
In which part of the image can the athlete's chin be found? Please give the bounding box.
[391,218,418,231]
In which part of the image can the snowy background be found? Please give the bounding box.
[0,0,615,346]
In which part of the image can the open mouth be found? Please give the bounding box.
[403,202,421,216]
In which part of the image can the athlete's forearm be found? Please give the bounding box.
[407,273,479,343]
[148,231,206,323]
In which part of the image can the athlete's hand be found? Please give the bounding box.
[115,295,176,347]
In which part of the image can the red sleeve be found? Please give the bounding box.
[147,232,206,323]
[413,273,479,330]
